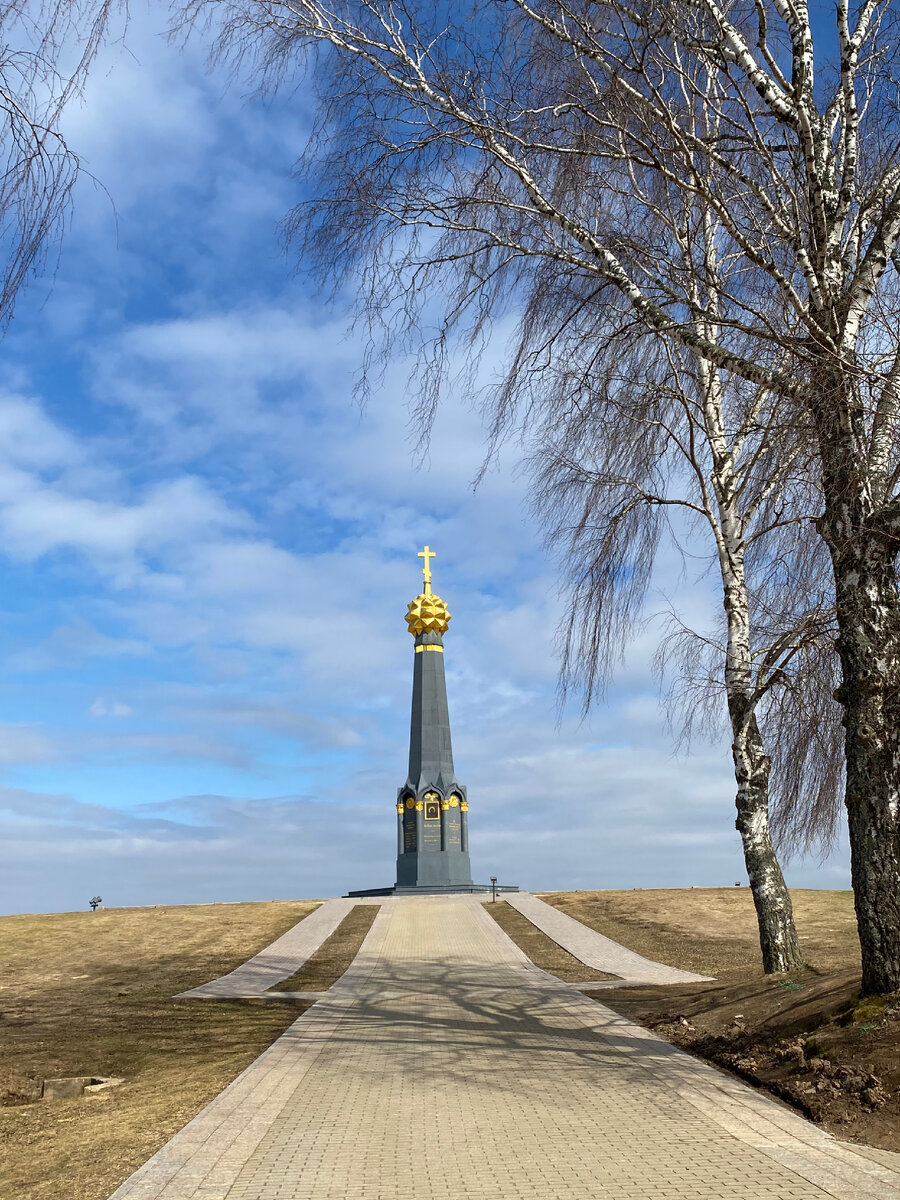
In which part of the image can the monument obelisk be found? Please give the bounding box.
[395,544,472,888]
[348,547,516,896]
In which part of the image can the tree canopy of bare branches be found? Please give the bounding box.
[0,1,123,329]
[179,0,900,993]
[528,318,842,971]
[481,156,845,973]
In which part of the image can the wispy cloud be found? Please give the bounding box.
[89,698,133,718]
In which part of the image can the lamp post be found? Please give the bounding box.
[490,876,497,903]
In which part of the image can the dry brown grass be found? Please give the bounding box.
[0,900,318,1200]
[539,888,860,979]
[483,901,618,981]
[271,905,379,991]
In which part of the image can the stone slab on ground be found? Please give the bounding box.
[843,1145,900,1172]
[111,895,900,1200]
[506,891,713,983]
[177,897,377,999]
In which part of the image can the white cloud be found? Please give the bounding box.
[0,391,254,585]
[0,391,84,471]
[89,698,134,718]
[9,623,151,672]
[0,724,59,765]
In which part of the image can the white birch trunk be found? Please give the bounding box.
[700,360,803,974]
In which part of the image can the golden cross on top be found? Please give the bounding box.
[418,544,435,593]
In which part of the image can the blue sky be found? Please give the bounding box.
[0,4,849,914]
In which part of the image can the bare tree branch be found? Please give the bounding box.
[0,2,125,330]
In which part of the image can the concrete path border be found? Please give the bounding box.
[473,897,900,1197]
[111,904,395,1200]
[505,891,713,983]
[177,898,373,999]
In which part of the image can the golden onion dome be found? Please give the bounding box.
[405,591,451,637]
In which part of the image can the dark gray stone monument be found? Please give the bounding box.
[348,546,517,897]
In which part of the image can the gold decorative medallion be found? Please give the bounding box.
[405,796,415,809]
[449,795,459,807]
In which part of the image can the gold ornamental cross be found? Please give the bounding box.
[418,544,435,591]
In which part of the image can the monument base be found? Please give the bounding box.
[345,882,519,897]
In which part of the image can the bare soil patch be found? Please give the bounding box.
[0,901,318,1200]
[483,900,617,981]
[540,889,899,1153]
[271,904,379,991]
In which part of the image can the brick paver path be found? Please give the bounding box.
[110,896,900,1200]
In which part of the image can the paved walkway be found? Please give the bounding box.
[506,892,712,983]
[111,897,900,1200]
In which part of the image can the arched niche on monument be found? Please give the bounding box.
[443,792,463,849]
[421,789,442,851]
[402,793,417,853]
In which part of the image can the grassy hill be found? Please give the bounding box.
[540,887,861,976]
[0,901,318,1200]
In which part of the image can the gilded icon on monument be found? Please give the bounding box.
[424,799,440,820]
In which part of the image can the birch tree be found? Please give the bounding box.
[180,0,900,993]
[529,320,839,971]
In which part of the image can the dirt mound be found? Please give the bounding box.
[596,969,900,1150]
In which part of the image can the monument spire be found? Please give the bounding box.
[395,546,473,888]
[347,547,517,897]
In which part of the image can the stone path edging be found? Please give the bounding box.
[110,904,395,1199]
[177,898,356,999]
[506,891,713,983]
[471,896,900,1198]
[567,995,900,1198]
